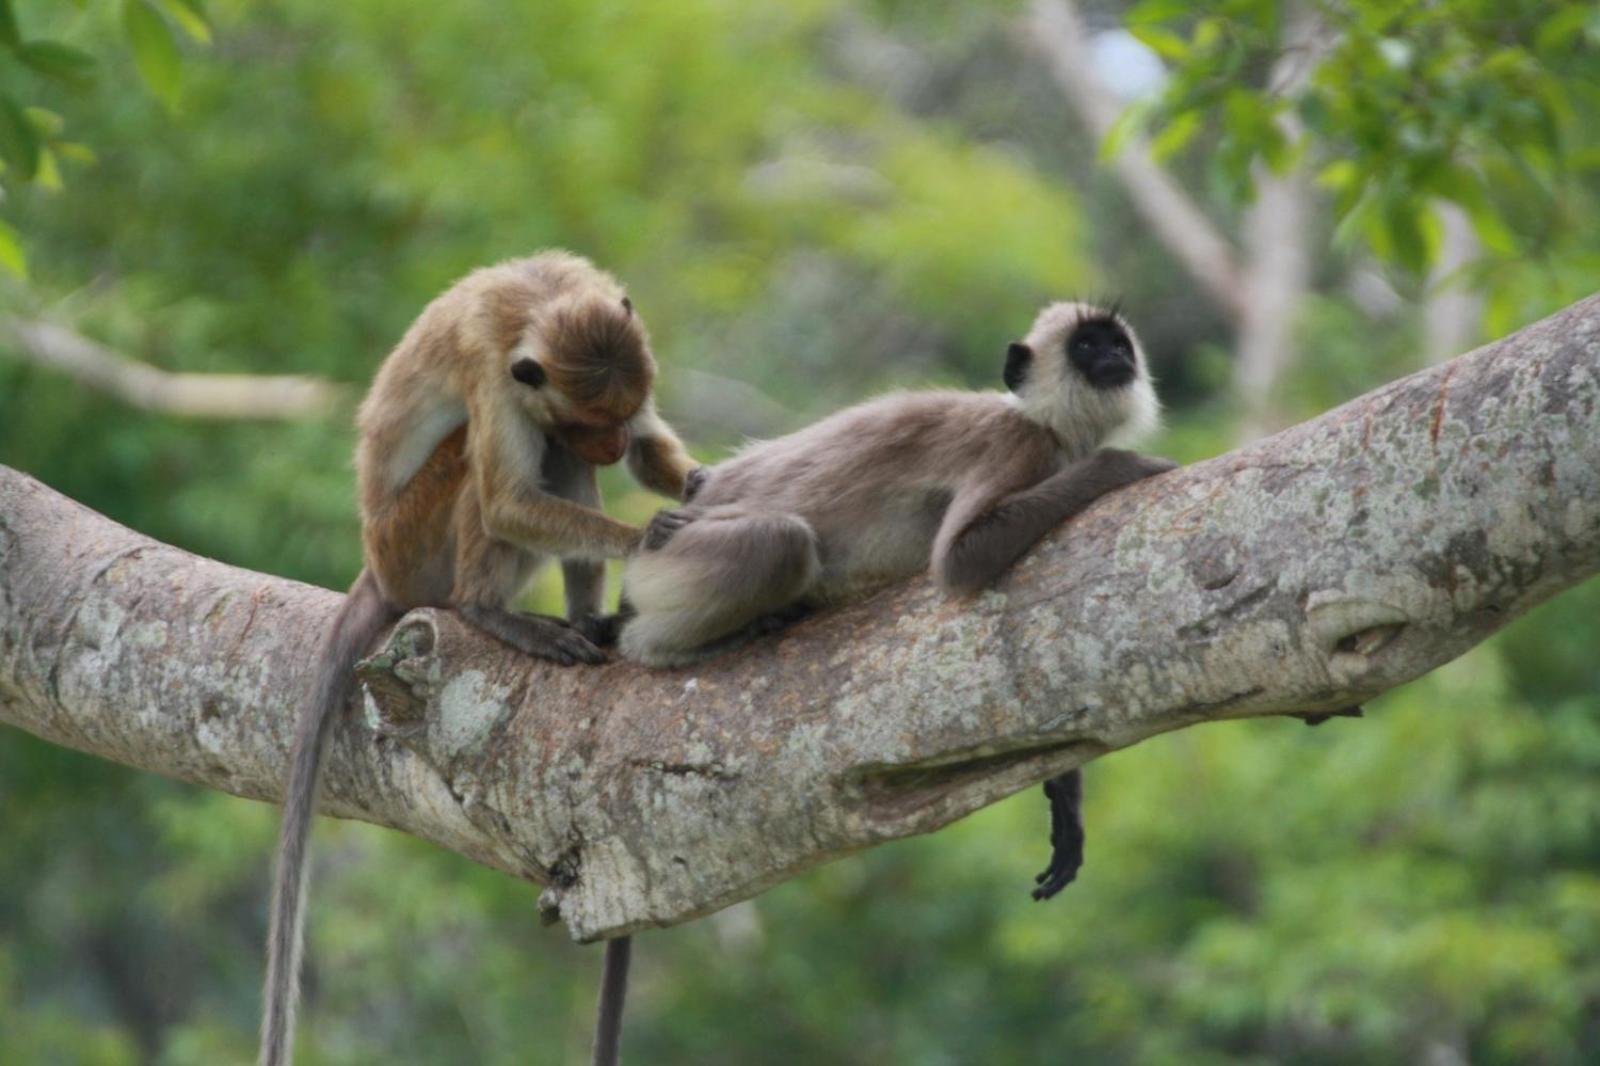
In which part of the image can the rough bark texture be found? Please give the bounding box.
[2,296,1598,942]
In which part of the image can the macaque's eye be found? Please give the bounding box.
[511,358,546,388]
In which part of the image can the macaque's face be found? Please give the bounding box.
[556,412,634,466]
[507,353,647,467]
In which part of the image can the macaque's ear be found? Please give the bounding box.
[621,296,634,316]
[511,358,547,388]
[1003,342,1033,393]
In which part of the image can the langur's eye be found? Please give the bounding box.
[511,358,547,388]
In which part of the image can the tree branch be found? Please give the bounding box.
[2,318,347,420]
[2,295,1598,942]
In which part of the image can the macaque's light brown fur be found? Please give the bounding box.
[356,252,696,610]
[261,252,697,1066]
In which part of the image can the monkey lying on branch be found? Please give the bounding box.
[609,301,1176,900]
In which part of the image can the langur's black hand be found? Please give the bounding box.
[1032,770,1085,902]
[642,508,693,551]
[1099,448,1180,481]
[684,466,710,502]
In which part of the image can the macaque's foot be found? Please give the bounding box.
[576,596,637,648]
[459,606,607,666]
[684,466,710,503]
[571,612,620,648]
[1290,705,1365,726]
[642,508,694,551]
[1032,770,1085,902]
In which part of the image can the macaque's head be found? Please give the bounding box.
[509,293,654,466]
[1004,301,1159,450]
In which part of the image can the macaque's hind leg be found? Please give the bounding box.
[451,480,604,665]
[458,604,604,665]
[1032,768,1085,901]
[620,512,819,666]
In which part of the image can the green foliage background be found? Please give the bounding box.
[0,1,1596,1063]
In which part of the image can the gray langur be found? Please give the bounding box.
[610,301,1175,900]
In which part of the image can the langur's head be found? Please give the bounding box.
[1004,301,1160,450]
[509,293,656,466]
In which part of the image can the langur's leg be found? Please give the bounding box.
[619,510,820,666]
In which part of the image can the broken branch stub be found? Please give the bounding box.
[0,294,1596,941]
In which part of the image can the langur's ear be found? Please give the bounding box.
[621,296,634,316]
[1004,342,1033,393]
[511,358,547,388]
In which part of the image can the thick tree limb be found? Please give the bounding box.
[2,296,1598,942]
[2,318,347,420]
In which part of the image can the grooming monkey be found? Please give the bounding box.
[261,252,698,1066]
[614,302,1174,900]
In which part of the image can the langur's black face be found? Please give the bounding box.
[1066,319,1138,390]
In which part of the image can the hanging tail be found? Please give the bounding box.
[592,936,634,1066]
[260,569,397,1066]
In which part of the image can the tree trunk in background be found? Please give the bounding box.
[1422,204,1484,366]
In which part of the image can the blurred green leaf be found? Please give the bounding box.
[153,0,211,45]
[122,0,183,109]
[0,216,27,277]
[18,41,98,87]
[1149,109,1201,162]
[56,140,96,166]
[0,0,17,50]
[1129,24,1188,62]
[0,93,39,180]
[23,106,64,138]
[35,145,62,190]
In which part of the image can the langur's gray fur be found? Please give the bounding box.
[618,302,1171,666]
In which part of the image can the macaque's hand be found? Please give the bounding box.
[642,508,693,551]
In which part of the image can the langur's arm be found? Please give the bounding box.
[934,449,1177,595]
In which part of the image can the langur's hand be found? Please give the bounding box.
[1097,449,1180,482]
[642,508,693,551]
[683,466,710,503]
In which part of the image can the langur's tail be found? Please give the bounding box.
[260,569,397,1066]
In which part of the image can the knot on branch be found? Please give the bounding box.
[1306,578,1427,687]
[356,613,441,740]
